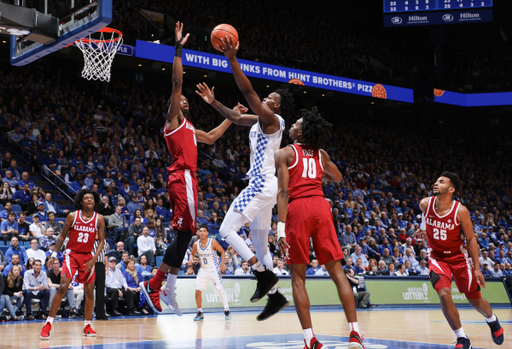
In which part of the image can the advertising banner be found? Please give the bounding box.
[135,40,414,103]
[365,277,510,305]
[171,277,342,310]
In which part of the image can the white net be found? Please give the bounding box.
[76,29,123,82]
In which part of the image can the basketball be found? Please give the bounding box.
[211,24,238,52]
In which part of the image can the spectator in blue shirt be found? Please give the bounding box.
[306,259,322,275]
[3,254,27,277]
[155,197,172,222]
[5,236,28,266]
[1,212,19,242]
[481,264,493,277]
[340,226,357,250]
[478,232,490,250]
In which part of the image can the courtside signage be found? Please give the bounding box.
[365,278,509,305]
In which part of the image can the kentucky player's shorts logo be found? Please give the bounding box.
[177,217,183,228]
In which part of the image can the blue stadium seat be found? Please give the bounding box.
[156,256,163,266]
[0,246,8,255]
[11,204,22,212]
[0,241,6,246]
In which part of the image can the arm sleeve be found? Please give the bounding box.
[420,213,426,230]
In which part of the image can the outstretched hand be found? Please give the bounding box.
[195,83,215,104]
[219,36,239,60]
[175,21,190,45]
[233,102,248,114]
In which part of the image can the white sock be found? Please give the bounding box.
[84,320,91,328]
[303,328,314,348]
[46,316,54,325]
[198,308,203,313]
[454,327,467,339]
[218,287,230,310]
[485,314,497,323]
[252,261,265,272]
[166,274,178,290]
[349,322,359,333]
[268,284,278,295]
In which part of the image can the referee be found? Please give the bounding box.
[93,237,110,320]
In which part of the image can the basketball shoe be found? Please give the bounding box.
[225,310,232,320]
[82,325,97,337]
[140,281,162,314]
[304,336,323,348]
[256,291,289,321]
[487,316,504,345]
[160,285,183,316]
[348,330,365,348]
[40,322,52,340]
[454,337,472,349]
[250,269,279,302]
[193,312,204,321]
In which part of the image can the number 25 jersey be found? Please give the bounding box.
[67,210,98,253]
[424,196,463,256]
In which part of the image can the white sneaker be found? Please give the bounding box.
[160,285,183,316]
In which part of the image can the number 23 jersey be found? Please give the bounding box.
[67,210,98,253]
[424,196,463,257]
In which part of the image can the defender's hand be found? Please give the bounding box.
[175,21,190,45]
[195,83,216,104]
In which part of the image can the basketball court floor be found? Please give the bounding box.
[1,306,510,349]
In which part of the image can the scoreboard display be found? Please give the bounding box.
[383,0,493,27]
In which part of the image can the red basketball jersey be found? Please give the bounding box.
[288,144,324,201]
[67,210,98,253]
[164,117,198,173]
[424,196,463,256]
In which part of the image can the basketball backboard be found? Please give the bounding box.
[9,0,112,66]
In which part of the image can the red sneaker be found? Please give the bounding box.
[140,281,162,313]
[82,324,97,337]
[348,330,365,349]
[304,336,323,349]
[40,322,52,340]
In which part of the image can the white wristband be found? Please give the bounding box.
[51,252,58,259]
[277,222,286,240]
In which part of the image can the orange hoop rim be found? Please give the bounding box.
[77,27,123,44]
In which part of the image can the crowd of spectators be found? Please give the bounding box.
[108,0,427,88]
[1,42,512,319]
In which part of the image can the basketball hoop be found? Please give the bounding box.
[75,27,123,82]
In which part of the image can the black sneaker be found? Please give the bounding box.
[487,316,504,345]
[454,337,472,349]
[251,269,279,303]
[224,310,232,320]
[256,291,289,321]
[193,312,204,321]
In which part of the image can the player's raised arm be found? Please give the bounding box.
[219,37,279,130]
[196,83,258,127]
[166,21,190,125]
[458,205,486,289]
[319,149,342,182]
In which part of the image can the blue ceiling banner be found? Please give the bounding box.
[135,40,512,107]
[135,40,414,104]
[433,89,512,107]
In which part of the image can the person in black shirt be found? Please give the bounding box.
[47,259,80,317]
[345,268,371,309]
